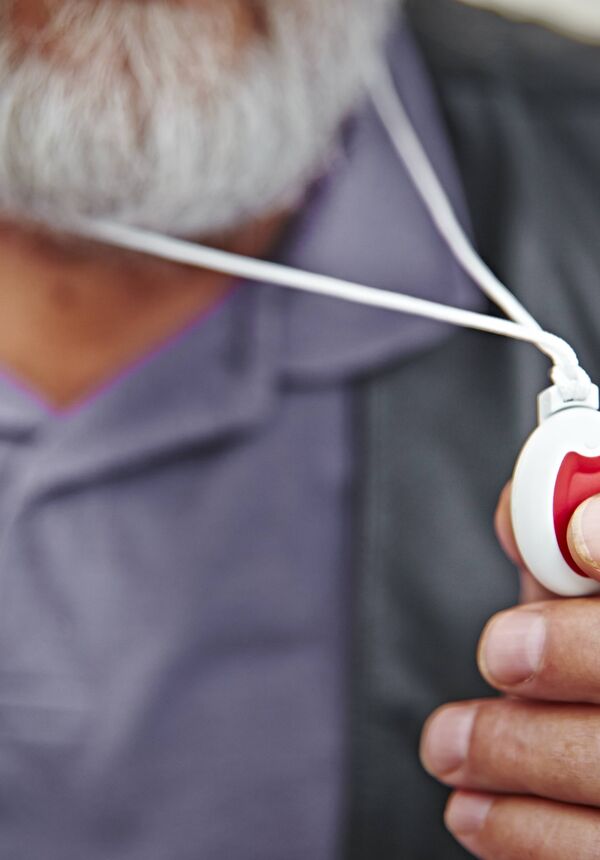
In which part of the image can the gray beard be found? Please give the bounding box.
[0,0,396,237]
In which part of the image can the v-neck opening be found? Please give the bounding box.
[0,282,242,428]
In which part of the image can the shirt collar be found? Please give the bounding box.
[279,23,482,381]
[0,21,484,488]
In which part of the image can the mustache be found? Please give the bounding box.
[0,0,396,236]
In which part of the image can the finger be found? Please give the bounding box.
[494,483,555,604]
[445,792,600,860]
[519,568,556,604]
[494,483,555,603]
[478,598,600,701]
[494,482,522,567]
[421,698,600,807]
[568,494,600,581]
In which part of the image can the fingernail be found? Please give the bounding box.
[421,705,476,777]
[446,792,493,837]
[481,610,546,685]
[570,496,600,570]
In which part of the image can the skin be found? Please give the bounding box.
[421,486,600,858]
[0,214,286,407]
[8,1,269,53]
[0,0,282,408]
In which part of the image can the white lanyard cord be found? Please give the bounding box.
[68,57,592,404]
[72,217,584,395]
[367,56,541,332]
[366,55,590,402]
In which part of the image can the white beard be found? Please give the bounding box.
[0,0,395,237]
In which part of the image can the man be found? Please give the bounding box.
[0,1,598,858]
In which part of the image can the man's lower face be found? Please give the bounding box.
[8,0,269,60]
[4,0,276,79]
[0,0,394,237]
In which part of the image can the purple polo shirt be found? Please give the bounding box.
[0,27,479,859]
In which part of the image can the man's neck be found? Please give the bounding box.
[0,215,285,409]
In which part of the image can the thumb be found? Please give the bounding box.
[567,495,600,581]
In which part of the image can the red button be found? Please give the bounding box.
[553,452,600,578]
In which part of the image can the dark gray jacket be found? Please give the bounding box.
[348,4,600,856]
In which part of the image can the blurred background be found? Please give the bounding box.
[459,0,600,42]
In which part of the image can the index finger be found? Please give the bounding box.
[494,482,556,604]
[494,481,523,567]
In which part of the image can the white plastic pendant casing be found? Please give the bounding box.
[512,387,600,596]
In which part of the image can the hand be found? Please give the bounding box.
[419,486,600,859]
